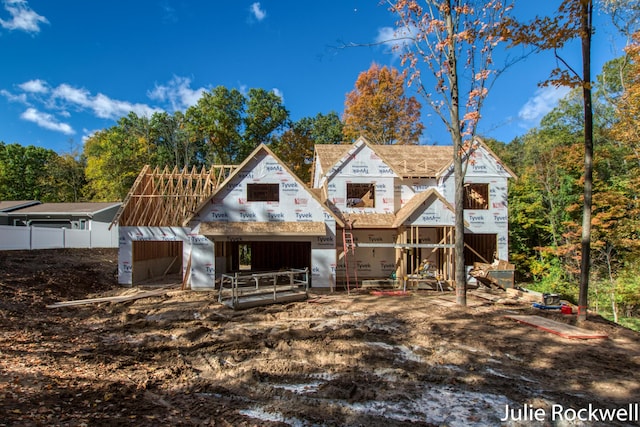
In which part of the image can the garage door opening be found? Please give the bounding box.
[132,240,183,284]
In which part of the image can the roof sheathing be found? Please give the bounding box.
[313,138,453,180]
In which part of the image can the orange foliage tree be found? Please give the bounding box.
[343,63,423,144]
[610,31,640,167]
[387,0,513,306]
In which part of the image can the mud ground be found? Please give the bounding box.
[1,249,639,426]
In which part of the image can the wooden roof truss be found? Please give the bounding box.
[112,164,237,227]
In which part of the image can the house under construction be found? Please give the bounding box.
[114,137,515,295]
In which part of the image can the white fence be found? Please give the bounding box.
[0,225,119,250]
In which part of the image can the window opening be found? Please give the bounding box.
[346,183,375,208]
[463,183,489,210]
[247,183,279,202]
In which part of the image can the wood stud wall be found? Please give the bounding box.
[395,225,455,284]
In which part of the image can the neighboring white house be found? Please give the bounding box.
[0,201,121,250]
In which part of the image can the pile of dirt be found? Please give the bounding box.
[1,249,639,426]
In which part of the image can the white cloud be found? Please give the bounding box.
[518,86,571,122]
[7,78,168,136]
[18,79,48,94]
[272,88,284,103]
[21,107,74,135]
[52,84,92,108]
[0,88,27,103]
[50,83,162,119]
[0,0,48,33]
[375,24,417,57]
[249,2,266,21]
[148,76,205,112]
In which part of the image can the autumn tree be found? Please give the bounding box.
[272,112,343,182]
[505,0,595,320]
[343,63,423,144]
[387,0,513,306]
[610,32,640,166]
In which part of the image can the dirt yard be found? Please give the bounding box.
[1,249,639,426]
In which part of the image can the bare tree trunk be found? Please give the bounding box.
[443,1,467,306]
[578,0,594,322]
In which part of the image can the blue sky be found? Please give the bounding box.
[0,1,628,154]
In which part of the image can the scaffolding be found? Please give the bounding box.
[218,268,309,310]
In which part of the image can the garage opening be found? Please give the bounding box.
[230,241,311,272]
[132,240,183,284]
[464,233,497,265]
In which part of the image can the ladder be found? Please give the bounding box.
[342,229,358,294]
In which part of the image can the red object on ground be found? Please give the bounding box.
[561,305,573,315]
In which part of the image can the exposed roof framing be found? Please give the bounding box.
[112,164,237,227]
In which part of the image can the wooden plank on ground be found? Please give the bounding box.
[46,288,173,309]
[469,289,505,302]
[429,297,458,307]
[505,315,608,339]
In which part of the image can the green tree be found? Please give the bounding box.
[185,86,245,165]
[150,111,197,169]
[40,151,87,202]
[83,121,151,201]
[343,63,423,144]
[0,142,57,200]
[241,88,290,159]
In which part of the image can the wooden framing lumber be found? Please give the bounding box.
[46,288,173,308]
[112,164,237,227]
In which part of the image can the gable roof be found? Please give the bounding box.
[314,136,517,181]
[392,189,468,227]
[435,137,517,179]
[314,136,452,179]
[392,189,452,227]
[189,143,344,228]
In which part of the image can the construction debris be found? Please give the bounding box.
[505,315,609,339]
[469,260,515,290]
[46,288,176,308]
